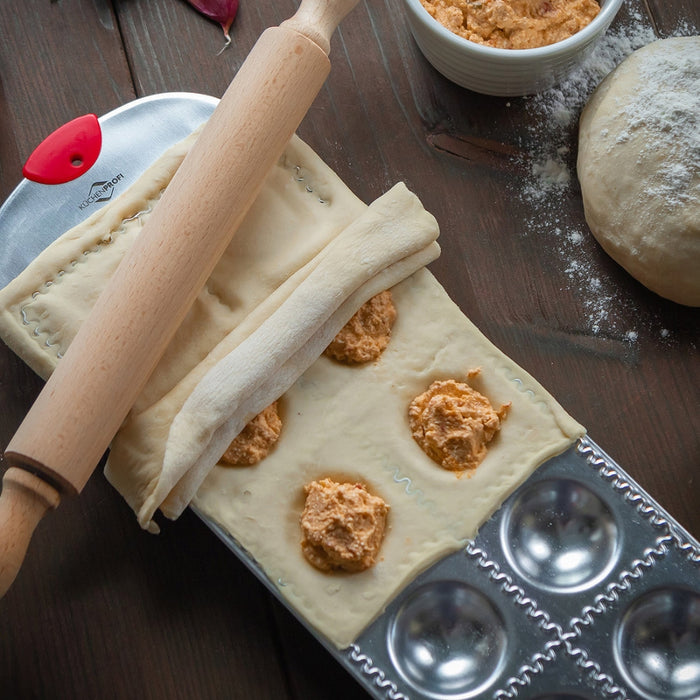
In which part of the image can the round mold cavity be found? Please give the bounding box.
[387,580,507,698]
[614,586,700,700]
[501,477,619,592]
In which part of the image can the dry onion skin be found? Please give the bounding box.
[183,0,239,52]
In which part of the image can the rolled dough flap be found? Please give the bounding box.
[0,128,440,530]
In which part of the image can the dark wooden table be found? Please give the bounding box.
[1,1,698,698]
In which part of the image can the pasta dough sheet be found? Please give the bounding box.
[194,268,584,647]
[0,128,436,531]
[0,126,583,648]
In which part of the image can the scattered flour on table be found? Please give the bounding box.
[513,10,698,342]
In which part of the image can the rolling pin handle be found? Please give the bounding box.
[0,467,61,598]
[282,0,360,54]
[0,0,361,596]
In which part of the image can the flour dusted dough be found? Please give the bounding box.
[577,37,700,307]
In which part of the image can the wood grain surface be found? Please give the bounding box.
[1,1,698,698]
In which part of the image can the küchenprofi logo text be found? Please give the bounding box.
[79,173,124,210]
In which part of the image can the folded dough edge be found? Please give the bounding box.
[152,184,440,525]
[0,126,441,532]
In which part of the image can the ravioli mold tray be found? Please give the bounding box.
[197,435,700,700]
[3,93,698,700]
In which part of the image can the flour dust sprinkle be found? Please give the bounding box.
[513,8,698,342]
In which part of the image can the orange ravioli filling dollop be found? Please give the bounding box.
[324,290,397,364]
[221,401,282,466]
[409,371,510,473]
[300,479,389,573]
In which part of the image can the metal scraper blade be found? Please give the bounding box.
[0,92,218,289]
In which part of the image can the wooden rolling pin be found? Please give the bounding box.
[0,0,359,597]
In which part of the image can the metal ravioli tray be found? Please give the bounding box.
[3,93,698,700]
[196,435,700,700]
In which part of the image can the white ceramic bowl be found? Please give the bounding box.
[402,0,624,96]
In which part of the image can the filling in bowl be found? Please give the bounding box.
[419,0,600,49]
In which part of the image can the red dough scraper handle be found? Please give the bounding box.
[22,113,102,185]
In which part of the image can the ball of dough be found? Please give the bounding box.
[577,37,700,306]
